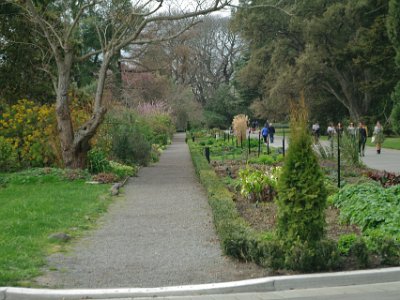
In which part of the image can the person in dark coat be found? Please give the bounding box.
[358,121,368,157]
[268,123,276,143]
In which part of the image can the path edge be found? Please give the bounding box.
[2,267,400,299]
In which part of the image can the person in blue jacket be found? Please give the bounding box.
[261,123,269,143]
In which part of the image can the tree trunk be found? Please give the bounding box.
[55,51,75,168]
[69,52,111,168]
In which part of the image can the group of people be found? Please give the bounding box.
[312,121,385,156]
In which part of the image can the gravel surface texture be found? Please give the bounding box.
[35,133,265,288]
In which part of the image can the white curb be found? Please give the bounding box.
[2,267,400,299]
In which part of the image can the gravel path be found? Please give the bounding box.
[35,133,265,288]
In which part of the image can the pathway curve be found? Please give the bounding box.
[35,133,265,288]
[249,133,400,174]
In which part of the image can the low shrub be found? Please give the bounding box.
[284,239,340,272]
[332,182,400,236]
[364,229,400,265]
[87,148,110,174]
[238,166,279,202]
[338,233,358,256]
[109,161,137,179]
[248,155,275,165]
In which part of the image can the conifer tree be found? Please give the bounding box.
[276,95,327,244]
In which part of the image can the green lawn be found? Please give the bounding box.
[366,137,400,150]
[0,170,111,286]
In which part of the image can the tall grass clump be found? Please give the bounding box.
[232,114,248,145]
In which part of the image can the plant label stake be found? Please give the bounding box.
[248,133,251,154]
[337,131,341,188]
[205,146,210,164]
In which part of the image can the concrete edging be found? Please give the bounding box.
[2,267,400,299]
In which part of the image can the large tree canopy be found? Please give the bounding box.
[387,0,400,133]
[232,0,400,124]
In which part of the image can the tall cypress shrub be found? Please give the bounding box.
[276,96,327,245]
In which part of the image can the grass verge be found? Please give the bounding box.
[0,169,111,286]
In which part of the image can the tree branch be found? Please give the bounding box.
[66,0,97,41]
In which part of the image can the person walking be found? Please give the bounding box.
[268,123,276,143]
[312,122,320,143]
[358,121,368,157]
[337,122,344,136]
[261,123,269,144]
[347,122,356,136]
[372,121,384,154]
[327,122,336,140]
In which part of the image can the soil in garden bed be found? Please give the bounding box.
[213,160,360,239]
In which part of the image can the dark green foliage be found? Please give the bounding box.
[276,101,327,245]
[284,239,340,272]
[387,0,400,66]
[332,183,400,236]
[350,238,369,268]
[112,125,151,166]
[390,83,400,134]
[0,3,55,103]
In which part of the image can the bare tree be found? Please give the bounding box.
[9,0,231,168]
[165,16,242,105]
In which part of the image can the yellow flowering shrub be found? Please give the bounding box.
[0,99,60,168]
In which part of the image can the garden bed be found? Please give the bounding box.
[213,160,360,239]
[188,133,400,273]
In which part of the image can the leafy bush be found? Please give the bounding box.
[337,234,358,256]
[238,166,280,202]
[248,155,274,165]
[284,239,340,272]
[109,161,137,179]
[332,182,400,236]
[87,148,110,174]
[332,182,400,265]
[96,108,173,167]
